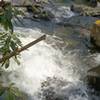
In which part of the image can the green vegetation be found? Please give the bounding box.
[0,3,23,68]
[0,83,24,100]
[0,2,24,100]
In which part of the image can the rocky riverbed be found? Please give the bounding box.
[0,0,100,100]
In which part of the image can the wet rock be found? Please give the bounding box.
[39,77,88,100]
[97,2,100,7]
[26,3,55,21]
[89,0,97,7]
[87,65,100,91]
[32,10,54,21]
[40,77,68,100]
[60,16,98,29]
[91,20,100,48]
[71,4,100,16]
[88,0,100,7]
[43,2,75,23]
[12,0,43,5]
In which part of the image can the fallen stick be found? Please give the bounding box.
[0,35,46,63]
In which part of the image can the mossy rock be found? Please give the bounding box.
[27,4,54,20]
[87,65,100,91]
[71,4,100,16]
[91,20,100,48]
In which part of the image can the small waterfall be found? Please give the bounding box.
[6,27,78,94]
[0,27,98,100]
[0,0,100,99]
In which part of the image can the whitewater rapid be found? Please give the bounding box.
[1,27,100,100]
[0,27,91,100]
[7,28,77,93]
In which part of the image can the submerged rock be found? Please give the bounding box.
[39,77,88,100]
[60,16,98,29]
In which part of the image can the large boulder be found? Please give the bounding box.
[71,4,100,16]
[91,20,100,48]
[87,65,100,91]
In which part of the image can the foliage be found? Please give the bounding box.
[0,83,24,100]
[0,2,25,100]
[0,2,23,68]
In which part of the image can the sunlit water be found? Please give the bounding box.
[0,27,99,100]
[0,1,100,99]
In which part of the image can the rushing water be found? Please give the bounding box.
[0,26,99,100]
[0,1,100,100]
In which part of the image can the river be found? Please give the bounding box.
[0,1,100,100]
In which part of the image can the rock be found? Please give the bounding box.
[71,0,99,7]
[60,16,98,29]
[32,10,54,20]
[97,1,100,7]
[89,0,97,7]
[71,4,100,16]
[87,65,100,91]
[26,2,55,21]
[11,0,43,5]
[91,20,100,48]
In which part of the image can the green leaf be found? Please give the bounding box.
[0,88,5,96]
[6,91,15,100]
[5,60,10,69]
[0,3,23,68]
[10,87,22,97]
[13,56,20,65]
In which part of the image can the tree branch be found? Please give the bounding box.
[0,35,46,63]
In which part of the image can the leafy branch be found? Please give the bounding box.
[0,83,26,100]
[0,2,22,68]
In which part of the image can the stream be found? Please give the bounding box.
[0,1,100,100]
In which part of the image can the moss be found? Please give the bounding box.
[95,20,100,26]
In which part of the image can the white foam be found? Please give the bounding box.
[6,28,66,96]
[2,27,96,100]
